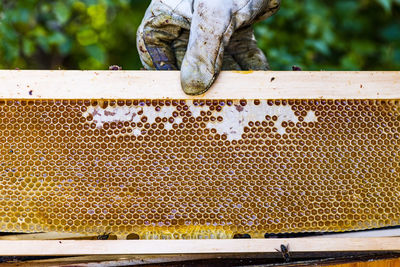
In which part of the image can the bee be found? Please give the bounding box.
[97,232,111,240]
[292,65,302,71]
[275,244,290,262]
[233,233,251,239]
[108,65,122,70]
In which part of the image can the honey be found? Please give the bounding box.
[0,99,399,239]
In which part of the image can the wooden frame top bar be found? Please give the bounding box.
[0,238,399,256]
[0,70,398,99]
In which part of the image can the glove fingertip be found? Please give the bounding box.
[180,61,216,96]
[181,78,213,96]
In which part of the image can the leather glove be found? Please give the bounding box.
[137,0,280,95]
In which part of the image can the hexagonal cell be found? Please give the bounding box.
[0,99,399,238]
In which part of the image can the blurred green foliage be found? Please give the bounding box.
[256,0,400,70]
[0,0,399,70]
[0,0,148,69]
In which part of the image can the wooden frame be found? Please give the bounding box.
[9,255,400,267]
[0,70,399,257]
[0,70,399,99]
[0,238,399,256]
[0,228,398,241]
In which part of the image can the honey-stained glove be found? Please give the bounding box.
[137,0,280,95]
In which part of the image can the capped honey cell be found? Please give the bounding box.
[0,99,399,239]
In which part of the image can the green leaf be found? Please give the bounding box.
[85,44,106,64]
[305,40,330,55]
[382,23,400,42]
[36,36,50,52]
[48,32,66,45]
[22,39,35,56]
[77,29,98,46]
[59,39,72,55]
[394,49,400,64]
[87,4,107,29]
[53,2,71,25]
[79,57,103,70]
[376,0,392,12]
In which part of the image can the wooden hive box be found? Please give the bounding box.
[0,70,399,257]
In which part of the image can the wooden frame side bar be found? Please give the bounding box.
[0,238,399,256]
[0,70,399,99]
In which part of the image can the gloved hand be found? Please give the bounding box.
[137,0,280,95]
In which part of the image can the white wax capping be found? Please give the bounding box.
[189,100,317,140]
[304,110,317,122]
[83,105,176,133]
[83,105,141,128]
[209,101,297,140]
[83,100,317,139]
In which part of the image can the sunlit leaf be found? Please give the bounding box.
[53,2,71,25]
[22,39,35,56]
[48,32,66,45]
[85,44,106,63]
[376,0,393,11]
[77,29,98,46]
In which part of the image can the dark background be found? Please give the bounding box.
[1,0,399,71]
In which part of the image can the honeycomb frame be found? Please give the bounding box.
[0,70,400,240]
[0,97,399,239]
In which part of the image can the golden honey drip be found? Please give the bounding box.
[0,99,399,239]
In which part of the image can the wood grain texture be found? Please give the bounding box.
[0,253,279,266]
[328,257,400,267]
[2,255,399,267]
[0,232,93,240]
[0,70,399,99]
[0,238,399,256]
[306,229,400,238]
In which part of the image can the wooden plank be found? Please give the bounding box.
[328,257,400,267]
[0,70,399,99]
[0,232,91,240]
[305,228,400,238]
[1,227,398,241]
[0,238,399,256]
[4,255,400,267]
[1,253,278,266]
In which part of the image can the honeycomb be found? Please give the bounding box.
[0,99,399,239]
